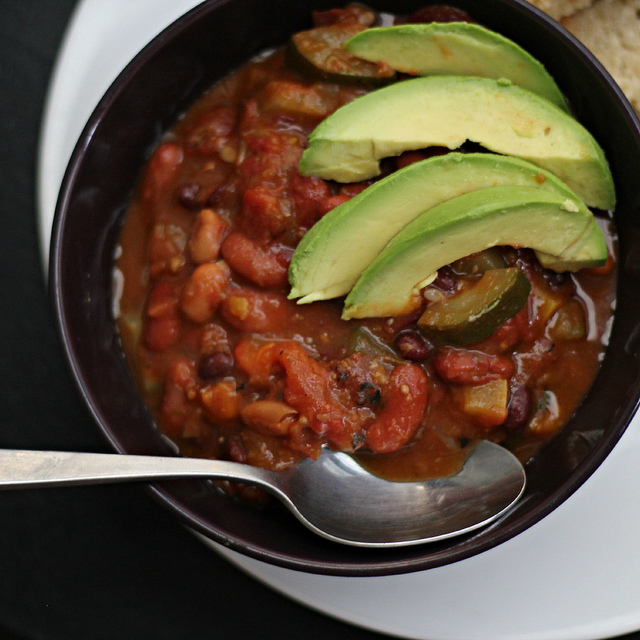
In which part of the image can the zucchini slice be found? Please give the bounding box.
[290,24,395,84]
[418,267,530,345]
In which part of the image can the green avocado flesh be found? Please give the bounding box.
[345,23,568,110]
[342,185,607,320]
[417,267,531,346]
[289,152,594,304]
[298,76,615,210]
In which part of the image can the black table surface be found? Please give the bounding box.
[1,2,640,640]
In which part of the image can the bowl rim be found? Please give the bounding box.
[49,0,640,576]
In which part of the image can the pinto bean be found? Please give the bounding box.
[365,364,429,454]
[180,261,230,323]
[240,400,298,436]
[188,209,227,264]
[200,380,240,422]
[234,339,283,386]
[433,347,515,385]
[221,232,292,288]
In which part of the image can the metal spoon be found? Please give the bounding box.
[0,441,525,547]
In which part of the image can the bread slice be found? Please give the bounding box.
[561,0,640,111]
[526,0,594,20]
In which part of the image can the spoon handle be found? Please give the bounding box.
[0,449,279,490]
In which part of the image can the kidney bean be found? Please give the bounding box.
[144,279,181,351]
[220,232,292,288]
[312,4,376,26]
[404,5,474,23]
[198,351,234,381]
[433,347,515,385]
[144,314,180,352]
[338,182,371,197]
[241,185,287,237]
[394,330,434,362]
[504,385,533,432]
[318,194,351,217]
[141,142,184,205]
[395,148,448,170]
[159,359,199,437]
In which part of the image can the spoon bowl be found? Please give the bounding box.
[0,442,524,547]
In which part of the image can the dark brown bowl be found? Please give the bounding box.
[50,0,640,576]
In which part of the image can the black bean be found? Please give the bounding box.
[394,330,434,362]
[543,270,569,289]
[504,385,532,432]
[177,183,201,209]
[432,265,457,292]
[198,351,234,381]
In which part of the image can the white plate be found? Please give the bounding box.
[37,2,640,638]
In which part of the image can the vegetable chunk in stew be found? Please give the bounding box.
[115,4,616,491]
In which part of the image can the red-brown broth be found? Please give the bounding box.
[115,5,617,493]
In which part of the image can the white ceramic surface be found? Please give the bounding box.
[37,1,640,639]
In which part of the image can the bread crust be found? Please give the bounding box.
[526,0,594,20]
[562,0,640,111]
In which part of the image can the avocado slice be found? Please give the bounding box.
[299,76,615,210]
[289,152,595,304]
[344,23,568,111]
[342,185,607,320]
[417,267,531,345]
